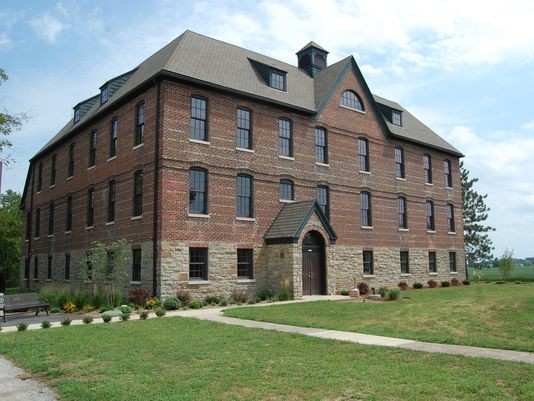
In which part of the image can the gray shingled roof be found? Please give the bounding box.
[32,30,461,160]
[264,200,337,244]
[297,41,329,54]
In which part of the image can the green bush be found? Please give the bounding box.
[119,304,133,314]
[83,316,93,325]
[120,313,131,321]
[514,281,523,284]
[277,287,293,301]
[176,290,192,306]
[41,320,51,329]
[204,295,222,305]
[163,297,182,310]
[49,306,61,313]
[339,290,350,296]
[462,280,470,285]
[247,298,256,305]
[231,290,249,304]
[155,308,166,317]
[102,309,122,318]
[255,289,275,301]
[441,281,450,287]
[427,279,437,288]
[60,318,72,326]
[139,310,149,320]
[17,322,28,332]
[378,287,389,297]
[102,315,112,323]
[413,282,423,289]
[387,289,400,301]
[188,300,203,309]
[218,297,228,307]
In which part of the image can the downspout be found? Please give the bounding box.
[152,79,161,296]
[27,164,35,288]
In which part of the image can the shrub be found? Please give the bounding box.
[62,301,77,313]
[398,281,408,290]
[120,313,131,321]
[188,300,203,309]
[427,279,437,288]
[471,268,482,283]
[102,309,122,318]
[73,291,92,310]
[413,282,423,289]
[218,297,228,307]
[339,290,350,296]
[357,282,370,295]
[514,281,523,284]
[231,290,249,304]
[378,287,389,297]
[41,320,51,329]
[82,304,95,313]
[176,290,192,306]
[139,310,149,320]
[451,278,461,286]
[441,281,450,287]
[17,322,28,332]
[163,297,182,311]
[50,306,61,313]
[60,318,72,326]
[155,308,166,317]
[145,297,160,309]
[129,288,150,307]
[387,289,400,301]
[462,280,470,285]
[83,316,93,324]
[119,305,133,314]
[204,295,222,305]
[255,289,275,301]
[495,281,506,284]
[102,315,112,323]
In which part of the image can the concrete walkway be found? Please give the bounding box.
[0,358,56,401]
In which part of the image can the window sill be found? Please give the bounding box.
[46,279,52,282]
[450,271,458,275]
[429,272,438,276]
[107,156,117,162]
[36,191,41,195]
[396,177,406,181]
[236,278,255,283]
[279,199,295,203]
[363,274,375,278]
[188,280,210,285]
[448,231,456,235]
[189,138,210,146]
[133,143,144,150]
[398,228,409,232]
[47,234,54,238]
[425,182,433,186]
[361,226,373,230]
[278,155,294,161]
[315,162,330,167]
[34,236,40,240]
[25,239,29,242]
[427,230,436,234]
[237,217,255,222]
[130,281,142,285]
[105,221,115,226]
[65,231,71,234]
[188,213,210,219]
[445,186,453,190]
[340,104,366,114]
[86,226,94,230]
[400,273,411,277]
[49,184,55,189]
[236,147,254,153]
[131,215,143,221]
[66,176,73,181]
[87,165,95,171]
[359,170,371,175]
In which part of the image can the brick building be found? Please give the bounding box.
[20,30,465,298]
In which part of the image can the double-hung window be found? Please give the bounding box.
[133,170,143,217]
[135,103,144,146]
[236,108,252,149]
[358,138,369,172]
[360,191,372,227]
[278,118,293,157]
[189,168,208,215]
[395,147,405,178]
[189,96,207,141]
[237,174,253,218]
[315,127,327,164]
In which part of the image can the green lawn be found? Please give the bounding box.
[224,283,534,352]
[468,266,534,281]
[1,317,534,401]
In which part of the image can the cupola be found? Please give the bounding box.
[296,41,328,78]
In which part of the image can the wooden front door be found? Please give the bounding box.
[302,231,325,295]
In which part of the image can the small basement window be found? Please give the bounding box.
[270,70,286,91]
[392,110,402,126]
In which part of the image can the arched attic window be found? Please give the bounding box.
[340,90,364,111]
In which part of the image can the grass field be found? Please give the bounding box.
[224,283,534,352]
[468,265,534,281]
[1,317,534,401]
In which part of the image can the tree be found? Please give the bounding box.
[499,249,516,281]
[0,190,22,291]
[1,68,27,166]
[461,160,495,266]
[83,239,129,307]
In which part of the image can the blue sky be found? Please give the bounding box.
[1,0,534,258]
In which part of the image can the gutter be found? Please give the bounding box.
[152,79,162,297]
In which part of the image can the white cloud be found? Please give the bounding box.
[29,12,66,43]
[521,120,534,131]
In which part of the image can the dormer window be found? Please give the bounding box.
[392,110,402,126]
[100,85,109,105]
[74,107,81,123]
[270,70,286,91]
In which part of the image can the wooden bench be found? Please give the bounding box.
[1,293,50,322]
